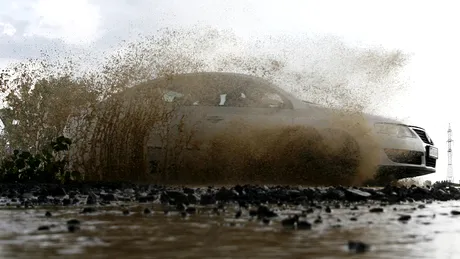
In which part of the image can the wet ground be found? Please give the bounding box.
[1,183,460,258]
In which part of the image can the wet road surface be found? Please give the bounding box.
[1,199,460,258]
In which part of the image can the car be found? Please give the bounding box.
[141,72,437,181]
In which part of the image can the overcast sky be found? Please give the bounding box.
[1,0,459,182]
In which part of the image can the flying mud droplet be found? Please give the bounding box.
[0,26,409,185]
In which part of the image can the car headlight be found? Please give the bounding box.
[374,123,416,138]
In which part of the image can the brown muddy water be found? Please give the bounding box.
[0,201,459,259]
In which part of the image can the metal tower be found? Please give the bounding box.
[447,123,454,182]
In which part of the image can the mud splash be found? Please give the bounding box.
[0,26,408,186]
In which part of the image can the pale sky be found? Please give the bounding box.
[1,0,458,183]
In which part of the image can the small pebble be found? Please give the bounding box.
[398,215,411,221]
[451,210,460,215]
[235,210,242,219]
[38,225,50,231]
[81,207,96,214]
[68,225,79,233]
[370,208,384,213]
[297,221,312,230]
[348,240,370,253]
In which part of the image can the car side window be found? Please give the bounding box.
[216,90,285,108]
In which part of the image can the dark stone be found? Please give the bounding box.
[81,207,96,214]
[67,219,80,225]
[256,205,278,218]
[297,220,312,230]
[200,194,216,205]
[235,210,242,219]
[68,225,79,233]
[183,187,194,195]
[86,192,97,205]
[324,188,346,200]
[281,215,298,229]
[345,188,371,201]
[348,241,370,253]
[38,225,50,231]
[62,198,71,206]
[166,191,189,205]
[101,193,118,202]
[49,187,66,197]
[216,187,236,201]
[398,215,411,221]
[185,207,196,215]
[451,210,460,215]
[369,208,384,213]
[187,194,198,204]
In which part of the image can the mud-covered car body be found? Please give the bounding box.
[142,72,437,180]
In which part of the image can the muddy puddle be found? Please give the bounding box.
[0,201,459,259]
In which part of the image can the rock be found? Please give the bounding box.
[200,194,216,205]
[185,207,196,215]
[49,186,66,197]
[348,241,370,253]
[324,188,346,200]
[62,197,71,206]
[297,220,312,230]
[256,205,278,218]
[38,225,50,231]
[166,191,189,205]
[101,193,118,202]
[398,215,411,221]
[67,219,80,225]
[86,191,98,205]
[451,210,460,215]
[281,215,298,229]
[235,210,242,219]
[369,208,384,213]
[187,194,198,204]
[183,187,194,195]
[68,225,79,233]
[345,188,371,201]
[22,193,34,199]
[215,187,236,201]
[81,207,96,214]
[262,218,270,225]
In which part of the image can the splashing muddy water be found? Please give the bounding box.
[0,27,409,185]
